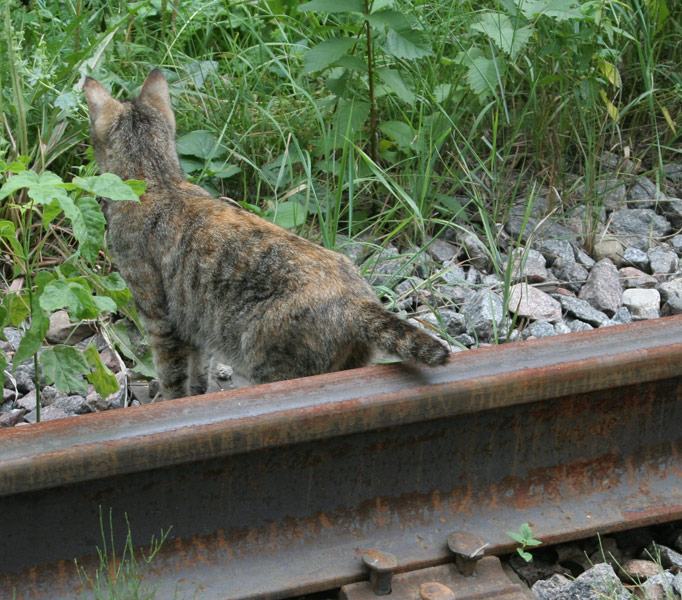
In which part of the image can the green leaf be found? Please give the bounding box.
[366,9,412,30]
[41,345,90,395]
[83,345,119,397]
[0,350,6,392]
[299,0,365,13]
[383,28,432,59]
[176,130,225,160]
[96,272,133,309]
[434,83,452,103]
[303,37,356,73]
[457,48,500,100]
[74,195,106,262]
[516,0,584,21]
[335,55,368,72]
[517,548,533,562]
[265,200,308,229]
[379,121,414,148]
[180,157,205,174]
[13,300,48,366]
[0,219,25,259]
[72,173,142,202]
[40,279,117,321]
[506,531,527,545]
[3,292,30,327]
[471,12,533,59]
[208,161,241,179]
[41,200,63,228]
[0,171,70,205]
[376,68,415,104]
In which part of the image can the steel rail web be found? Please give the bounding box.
[1,316,682,599]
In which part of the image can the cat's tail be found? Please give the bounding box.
[359,302,450,366]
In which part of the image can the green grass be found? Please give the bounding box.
[1,0,681,344]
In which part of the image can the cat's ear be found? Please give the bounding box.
[83,77,123,136]
[139,69,175,131]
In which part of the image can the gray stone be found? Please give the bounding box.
[362,247,408,287]
[557,563,631,600]
[25,404,71,423]
[622,288,660,320]
[670,235,682,256]
[552,258,589,293]
[554,322,571,335]
[556,295,610,326]
[14,363,35,394]
[628,176,663,209]
[593,235,624,266]
[659,278,682,315]
[393,277,422,310]
[574,246,596,268]
[508,284,562,322]
[458,230,491,271]
[648,245,679,275]
[610,208,670,239]
[506,213,576,244]
[596,177,627,210]
[623,246,650,271]
[663,162,682,183]
[16,390,37,412]
[215,363,233,380]
[567,319,594,333]
[612,307,633,324]
[439,260,466,285]
[436,284,469,306]
[45,309,96,345]
[453,333,475,347]
[52,394,90,415]
[3,388,16,403]
[531,574,572,599]
[619,558,660,582]
[481,273,501,288]
[659,198,682,229]
[535,239,575,267]
[336,235,372,265]
[443,312,467,336]
[641,572,675,600]
[648,543,682,570]
[465,267,481,285]
[0,408,25,427]
[506,248,549,283]
[600,150,637,174]
[578,258,623,316]
[2,327,22,351]
[673,572,682,596]
[619,267,657,289]
[523,320,556,339]
[427,238,458,263]
[461,290,504,341]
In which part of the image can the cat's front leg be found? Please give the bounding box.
[147,326,190,400]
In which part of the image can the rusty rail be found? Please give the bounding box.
[1,316,682,599]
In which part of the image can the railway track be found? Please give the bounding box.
[1,316,682,599]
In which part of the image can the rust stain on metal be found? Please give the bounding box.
[0,318,681,599]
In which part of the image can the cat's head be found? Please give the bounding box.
[83,69,182,183]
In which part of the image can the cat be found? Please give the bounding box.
[83,69,449,399]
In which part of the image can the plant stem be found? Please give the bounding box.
[364,0,377,163]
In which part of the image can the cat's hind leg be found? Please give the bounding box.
[188,346,208,395]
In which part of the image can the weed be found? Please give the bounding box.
[76,508,172,600]
[507,522,542,562]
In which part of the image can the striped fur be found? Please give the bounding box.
[84,70,449,398]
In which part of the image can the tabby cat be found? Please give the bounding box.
[84,69,449,399]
